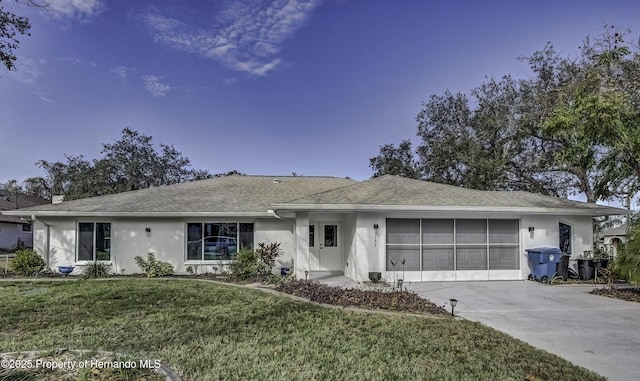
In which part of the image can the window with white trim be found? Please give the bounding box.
[186,222,254,260]
[78,222,111,261]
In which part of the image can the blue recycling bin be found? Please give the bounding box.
[526,247,562,282]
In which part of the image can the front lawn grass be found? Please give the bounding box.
[0,279,604,381]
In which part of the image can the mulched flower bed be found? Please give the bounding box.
[276,280,449,316]
[590,287,640,303]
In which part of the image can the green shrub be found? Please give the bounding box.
[81,261,111,279]
[615,246,640,287]
[267,271,296,286]
[229,248,264,279]
[614,219,640,288]
[11,249,45,276]
[257,242,281,274]
[134,252,175,277]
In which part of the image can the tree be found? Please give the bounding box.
[371,75,567,196]
[212,169,245,178]
[369,139,420,178]
[0,0,30,71]
[21,176,48,199]
[415,78,532,191]
[25,128,211,200]
[616,215,640,288]
[0,178,20,192]
[520,42,604,202]
[541,26,640,203]
[371,26,640,204]
[0,1,48,71]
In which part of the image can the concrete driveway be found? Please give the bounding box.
[407,281,640,381]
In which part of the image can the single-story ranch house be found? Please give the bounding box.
[1,175,626,282]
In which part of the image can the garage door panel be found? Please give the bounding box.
[386,245,420,271]
[489,246,519,270]
[422,246,454,271]
[456,246,488,270]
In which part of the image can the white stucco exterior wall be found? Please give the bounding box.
[29,212,596,282]
[354,213,385,282]
[110,218,185,275]
[520,215,593,255]
[343,213,357,280]
[255,218,294,270]
[294,212,309,279]
[32,217,186,275]
[520,214,594,276]
[31,217,294,276]
[33,218,76,271]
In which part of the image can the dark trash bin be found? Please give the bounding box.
[577,259,595,280]
[595,258,610,272]
[526,247,562,282]
[557,255,571,281]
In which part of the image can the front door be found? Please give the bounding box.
[309,222,342,271]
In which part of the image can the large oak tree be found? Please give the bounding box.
[11,128,212,200]
[371,26,640,205]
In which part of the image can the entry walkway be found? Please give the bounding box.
[320,276,640,381]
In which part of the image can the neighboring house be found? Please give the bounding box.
[597,225,629,257]
[0,175,626,281]
[0,190,50,250]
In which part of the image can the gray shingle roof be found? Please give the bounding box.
[4,175,356,216]
[2,174,626,217]
[274,175,627,215]
[600,225,629,237]
[0,190,49,223]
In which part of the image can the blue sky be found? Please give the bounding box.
[2,0,640,184]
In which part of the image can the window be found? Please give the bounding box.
[309,225,315,247]
[324,225,338,247]
[386,219,519,272]
[78,222,111,261]
[21,224,31,232]
[186,222,254,260]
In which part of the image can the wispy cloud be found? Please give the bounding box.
[58,56,99,67]
[142,75,170,97]
[47,0,105,22]
[223,77,238,85]
[142,0,321,76]
[111,66,133,79]
[8,57,54,103]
